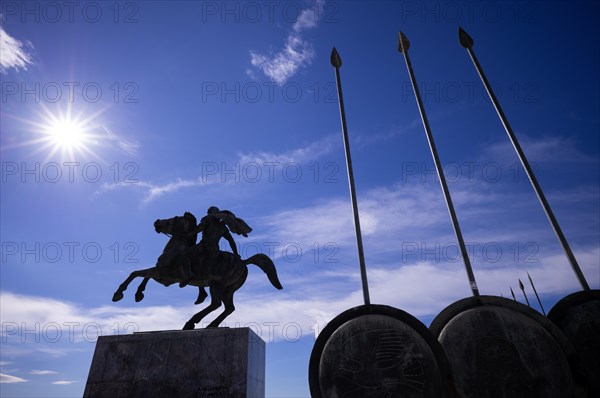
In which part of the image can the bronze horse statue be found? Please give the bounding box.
[112,212,283,329]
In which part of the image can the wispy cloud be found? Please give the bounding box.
[238,133,338,165]
[0,373,27,383]
[252,176,599,292]
[97,133,338,203]
[100,125,139,155]
[0,291,190,345]
[52,380,77,385]
[486,135,599,164]
[0,26,33,74]
[29,370,58,375]
[97,177,216,203]
[249,0,324,84]
[256,182,480,255]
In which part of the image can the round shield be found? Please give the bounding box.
[548,289,600,396]
[430,296,587,398]
[309,304,456,398]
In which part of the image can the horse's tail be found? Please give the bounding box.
[245,254,283,290]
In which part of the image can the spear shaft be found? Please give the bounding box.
[510,287,517,302]
[330,47,371,306]
[519,279,531,308]
[459,27,589,291]
[398,32,479,297]
[528,272,546,315]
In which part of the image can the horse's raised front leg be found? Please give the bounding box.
[183,285,222,330]
[112,267,156,302]
[135,277,151,302]
[195,286,208,305]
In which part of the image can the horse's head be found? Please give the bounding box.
[154,212,197,236]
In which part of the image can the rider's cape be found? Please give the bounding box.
[212,210,253,237]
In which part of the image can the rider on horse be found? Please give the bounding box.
[154,211,198,277]
[179,206,252,287]
[114,210,281,330]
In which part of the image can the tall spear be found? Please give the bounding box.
[330,47,371,306]
[510,287,517,302]
[398,32,479,297]
[528,272,546,315]
[519,279,531,308]
[458,27,590,291]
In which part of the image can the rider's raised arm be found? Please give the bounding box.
[194,216,209,234]
[224,230,239,257]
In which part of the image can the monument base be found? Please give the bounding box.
[84,327,265,398]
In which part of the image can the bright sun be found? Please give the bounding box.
[14,104,103,161]
[46,118,88,149]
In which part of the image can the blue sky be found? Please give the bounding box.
[1,1,599,396]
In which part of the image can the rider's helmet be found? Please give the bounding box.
[207,206,220,214]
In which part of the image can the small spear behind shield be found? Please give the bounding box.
[519,279,531,308]
[528,272,546,316]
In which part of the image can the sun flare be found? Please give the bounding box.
[45,118,88,149]
[9,103,106,161]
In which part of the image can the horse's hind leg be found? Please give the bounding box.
[112,268,155,302]
[206,288,236,328]
[135,277,150,302]
[195,287,208,305]
[183,285,223,330]
[207,269,247,328]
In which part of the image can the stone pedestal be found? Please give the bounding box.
[84,328,265,398]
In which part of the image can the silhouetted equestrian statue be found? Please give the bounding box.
[112,207,283,330]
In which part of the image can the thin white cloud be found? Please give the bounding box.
[238,133,338,165]
[100,126,139,155]
[250,177,598,295]
[0,291,219,349]
[256,182,473,255]
[52,380,77,385]
[97,177,216,203]
[486,135,599,164]
[293,1,323,33]
[29,370,58,375]
[0,26,33,74]
[249,0,324,84]
[250,36,314,85]
[97,133,338,203]
[546,185,600,204]
[0,373,27,383]
[0,292,188,343]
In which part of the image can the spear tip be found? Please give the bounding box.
[458,26,474,49]
[397,31,410,53]
[519,279,525,290]
[330,47,342,68]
